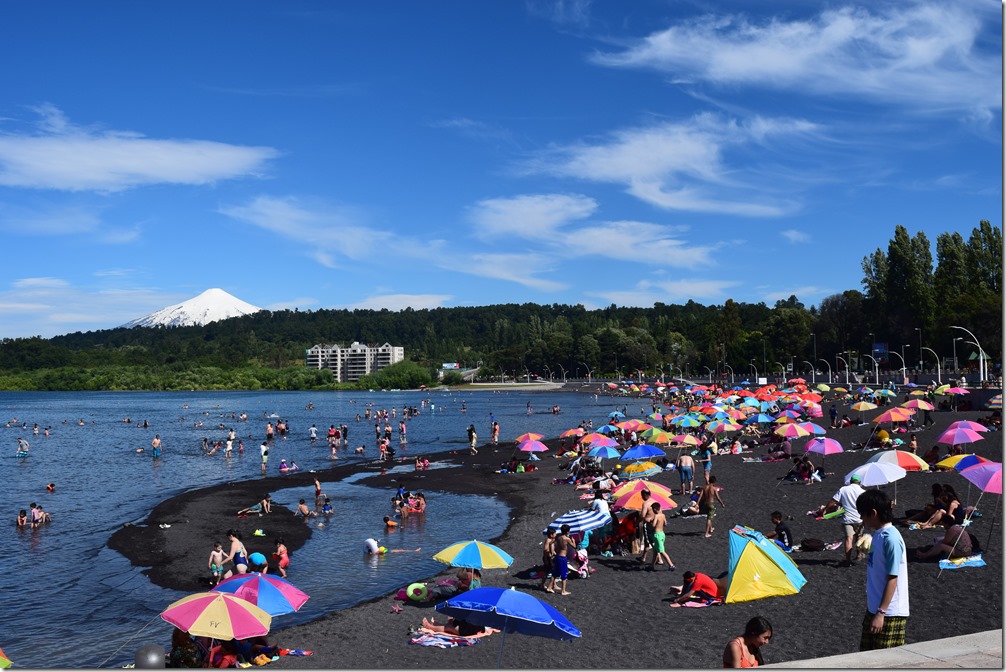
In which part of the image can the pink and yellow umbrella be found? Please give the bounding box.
[774,423,811,439]
[900,399,934,411]
[514,432,543,443]
[160,592,271,640]
[560,428,585,438]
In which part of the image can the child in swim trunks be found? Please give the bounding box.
[208,542,225,586]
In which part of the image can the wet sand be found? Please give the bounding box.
[113,400,1002,668]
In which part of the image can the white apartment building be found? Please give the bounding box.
[305,341,405,382]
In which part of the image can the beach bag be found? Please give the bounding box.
[800,538,825,552]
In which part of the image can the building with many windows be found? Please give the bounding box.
[305,342,405,382]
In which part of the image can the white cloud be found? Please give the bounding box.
[221,195,398,261]
[0,204,102,236]
[592,3,1000,115]
[524,114,816,216]
[780,229,810,243]
[468,193,596,241]
[13,277,70,289]
[0,104,278,192]
[456,252,567,292]
[346,294,452,310]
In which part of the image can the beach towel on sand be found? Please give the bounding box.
[939,553,986,570]
[681,597,722,607]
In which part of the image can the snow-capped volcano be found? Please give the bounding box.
[122,288,262,328]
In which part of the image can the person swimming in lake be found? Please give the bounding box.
[16,509,28,527]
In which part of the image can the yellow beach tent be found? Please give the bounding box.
[726,525,807,603]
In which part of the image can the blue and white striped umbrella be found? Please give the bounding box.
[586,445,621,459]
[544,509,610,534]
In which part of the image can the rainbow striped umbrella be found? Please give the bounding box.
[212,572,309,617]
[433,540,514,569]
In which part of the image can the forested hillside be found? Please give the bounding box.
[0,222,999,390]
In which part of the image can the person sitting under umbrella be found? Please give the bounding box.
[913,514,977,561]
[420,616,496,637]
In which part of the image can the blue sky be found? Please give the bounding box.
[0,0,1000,338]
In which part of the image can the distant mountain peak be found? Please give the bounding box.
[123,288,262,328]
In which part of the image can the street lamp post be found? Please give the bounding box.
[953,337,963,374]
[557,363,566,383]
[579,362,594,383]
[836,355,850,386]
[819,358,832,383]
[811,333,817,384]
[724,364,734,385]
[802,360,815,382]
[543,364,552,382]
[915,327,922,372]
[773,361,785,381]
[676,366,684,382]
[864,354,880,386]
[889,350,907,382]
[950,326,985,384]
[703,366,714,383]
[750,359,758,381]
[902,344,910,376]
[921,346,941,385]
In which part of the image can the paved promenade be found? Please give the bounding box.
[764,629,1002,668]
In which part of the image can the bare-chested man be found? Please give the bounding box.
[698,476,726,538]
[547,524,575,596]
[676,453,695,494]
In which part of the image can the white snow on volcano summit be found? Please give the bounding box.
[122,288,262,328]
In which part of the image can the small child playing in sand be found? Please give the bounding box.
[208,542,225,586]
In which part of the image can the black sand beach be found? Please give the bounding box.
[114,394,1003,668]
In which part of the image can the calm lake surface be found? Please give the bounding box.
[0,387,622,667]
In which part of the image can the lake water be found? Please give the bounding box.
[0,387,623,667]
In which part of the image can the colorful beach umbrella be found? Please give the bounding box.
[545,509,611,534]
[433,540,514,569]
[851,401,878,412]
[901,399,934,411]
[610,479,674,500]
[796,422,827,435]
[959,462,1002,495]
[872,408,914,424]
[0,646,10,669]
[986,394,1002,409]
[936,427,985,447]
[518,440,549,453]
[160,592,272,640]
[936,454,992,471]
[671,434,702,446]
[620,461,662,479]
[212,572,309,617]
[947,420,990,433]
[774,423,811,439]
[514,433,543,443]
[614,487,675,512]
[804,437,844,456]
[866,450,929,472]
[580,432,613,445]
[560,428,585,438]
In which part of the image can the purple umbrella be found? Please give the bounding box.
[518,440,549,453]
[804,437,844,456]
[936,427,984,447]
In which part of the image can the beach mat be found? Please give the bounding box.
[939,553,986,570]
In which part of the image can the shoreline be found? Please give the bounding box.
[113,401,1003,668]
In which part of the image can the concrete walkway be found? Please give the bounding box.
[764,629,1002,668]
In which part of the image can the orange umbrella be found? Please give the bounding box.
[614,488,676,511]
[514,432,543,442]
[560,428,585,438]
[872,408,914,424]
[611,479,674,500]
